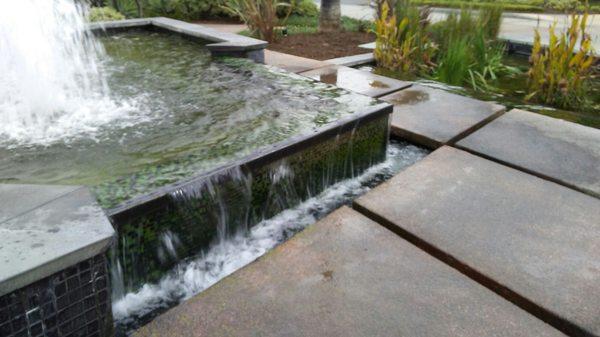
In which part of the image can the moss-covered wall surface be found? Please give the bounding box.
[109,113,390,294]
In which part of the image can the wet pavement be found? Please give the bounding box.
[299,65,412,97]
[134,207,565,337]
[380,85,505,148]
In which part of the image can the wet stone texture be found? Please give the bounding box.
[380,85,505,148]
[134,206,563,337]
[299,65,412,98]
[264,50,329,73]
[354,147,600,336]
[456,109,600,198]
[0,185,115,297]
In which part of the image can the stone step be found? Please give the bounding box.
[380,85,505,149]
[264,50,329,73]
[134,206,563,337]
[354,146,600,336]
[456,109,600,199]
[299,65,411,98]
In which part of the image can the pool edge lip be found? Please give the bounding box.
[0,185,115,297]
[88,17,268,58]
[106,101,393,219]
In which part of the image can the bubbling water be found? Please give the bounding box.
[0,0,139,146]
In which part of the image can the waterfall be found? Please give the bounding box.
[0,0,136,146]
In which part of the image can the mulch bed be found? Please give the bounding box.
[268,31,375,60]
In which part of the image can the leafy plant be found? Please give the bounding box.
[373,1,436,74]
[526,12,596,109]
[222,0,292,42]
[478,5,504,39]
[88,6,126,21]
[434,34,475,86]
[429,6,515,89]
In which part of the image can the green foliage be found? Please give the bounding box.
[88,6,126,22]
[261,15,372,35]
[104,0,234,20]
[373,1,436,74]
[430,6,514,89]
[544,0,585,11]
[479,4,503,39]
[412,0,545,12]
[434,36,471,85]
[526,13,596,110]
[280,0,319,17]
[375,2,518,90]
[221,0,292,42]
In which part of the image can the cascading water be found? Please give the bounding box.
[0,0,138,146]
[111,141,429,335]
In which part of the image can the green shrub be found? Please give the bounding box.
[543,0,583,11]
[108,0,235,20]
[281,0,319,17]
[88,6,126,22]
[374,1,436,74]
[222,0,292,42]
[279,15,372,35]
[434,36,471,85]
[412,0,544,12]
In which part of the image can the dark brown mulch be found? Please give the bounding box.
[268,31,375,60]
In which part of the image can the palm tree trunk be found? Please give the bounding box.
[134,0,143,17]
[319,0,341,32]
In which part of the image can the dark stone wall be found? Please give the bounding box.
[0,255,113,337]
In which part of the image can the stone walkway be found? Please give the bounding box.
[135,207,565,337]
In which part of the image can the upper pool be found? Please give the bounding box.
[0,30,379,209]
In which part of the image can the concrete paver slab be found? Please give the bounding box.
[135,206,563,337]
[264,49,329,73]
[299,65,411,97]
[380,85,505,148]
[456,109,600,198]
[354,146,600,336]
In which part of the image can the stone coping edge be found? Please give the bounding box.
[107,102,393,219]
[0,187,115,297]
[88,17,268,54]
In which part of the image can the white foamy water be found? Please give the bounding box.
[112,142,428,325]
[0,0,140,146]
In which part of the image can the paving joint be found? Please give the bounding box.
[352,179,590,337]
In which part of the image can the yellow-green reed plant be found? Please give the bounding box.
[222,0,292,42]
[373,1,436,75]
[526,12,596,110]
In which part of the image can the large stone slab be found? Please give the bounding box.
[0,185,115,296]
[354,147,600,336]
[0,184,80,223]
[325,52,374,67]
[299,65,411,97]
[264,50,328,73]
[135,206,562,337]
[456,109,600,198]
[380,85,505,148]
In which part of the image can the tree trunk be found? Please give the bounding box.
[134,0,143,17]
[319,0,341,32]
